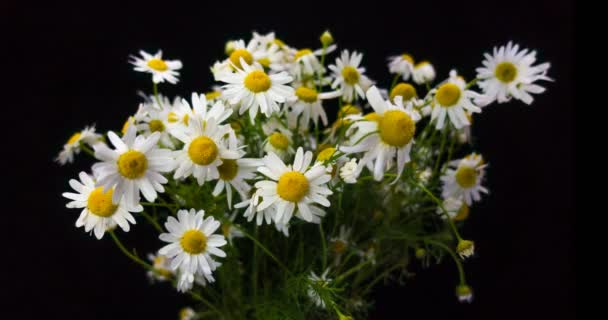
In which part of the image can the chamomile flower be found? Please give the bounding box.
[307,269,332,308]
[255,147,333,224]
[211,60,232,81]
[339,158,358,184]
[438,197,470,221]
[430,70,483,129]
[130,50,182,84]
[412,61,436,84]
[147,252,173,282]
[341,86,420,182]
[329,50,373,102]
[389,83,417,103]
[178,307,197,320]
[92,125,174,207]
[476,42,552,105]
[56,126,101,165]
[135,103,176,149]
[441,153,488,205]
[330,226,352,255]
[456,285,474,303]
[235,189,276,226]
[274,221,290,237]
[158,209,227,276]
[211,155,263,209]
[290,45,336,78]
[263,131,294,161]
[388,53,415,81]
[176,260,220,292]
[226,39,264,70]
[288,86,341,128]
[221,212,244,244]
[219,59,294,120]
[180,92,233,126]
[62,172,141,239]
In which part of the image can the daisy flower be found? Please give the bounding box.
[430,70,483,129]
[211,155,263,209]
[412,61,436,84]
[130,50,182,84]
[388,53,415,81]
[147,252,173,282]
[176,92,233,127]
[221,212,245,244]
[456,240,475,259]
[456,285,474,303]
[288,86,341,128]
[476,41,552,105]
[219,59,294,121]
[307,269,332,308]
[339,158,359,184]
[62,172,141,239]
[389,82,417,103]
[226,39,264,70]
[263,131,294,161]
[92,125,174,207]
[329,50,373,102]
[341,86,420,182]
[235,189,276,226]
[254,147,333,224]
[135,103,176,149]
[56,126,101,165]
[158,209,227,276]
[441,153,489,205]
[330,226,352,255]
[176,260,220,293]
[289,45,337,78]
[437,197,470,221]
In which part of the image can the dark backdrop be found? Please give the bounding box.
[4,1,574,319]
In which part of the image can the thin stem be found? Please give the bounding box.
[152,82,163,107]
[443,136,457,175]
[465,77,479,89]
[79,143,95,158]
[426,239,467,285]
[412,179,463,241]
[252,226,258,307]
[361,263,404,295]
[109,231,153,271]
[335,260,369,284]
[188,290,223,316]
[390,74,401,90]
[319,223,328,270]
[433,126,449,175]
[235,225,292,275]
[141,211,163,233]
[141,201,178,209]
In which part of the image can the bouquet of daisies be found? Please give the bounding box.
[57,31,551,319]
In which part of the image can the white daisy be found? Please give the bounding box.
[389,82,418,103]
[62,172,141,239]
[219,59,294,121]
[158,209,227,277]
[211,155,263,209]
[92,125,174,207]
[339,158,358,184]
[147,252,173,282]
[235,189,276,226]
[456,284,474,303]
[430,70,483,129]
[221,212,245,244]
[56,126,101,165]
[289,45,337,78]
[341,86,420,182]
[225,39,264,70]
[412,61,436,84]
[254,147,333,224]
[388,53,415,81]
[476,41,552,105]
[288,86,341,128]
[274,221,290,237]
[211,60,232,81]
[307,269,332,308]
[176,260,220,293]
[135,103,176,149]
[456,240,475,259]
[329,50,373,102]
[441,153,488,205]
[263,131,294,161]
[437,197,470,221]
[130,50,182,84]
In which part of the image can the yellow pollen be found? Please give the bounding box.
[317,147,336,162]
[342,66,360,85]
[205,91,222,100]
[269,132,289,150]
[180,230,207,254]
[148,119,165,132]
[121,117,133,135]
[188,136,218,165]
[333,240,347,254]
[218,159,238,181]
[257,57,271,68]
[364,112,381,122]
[436,83,461,107]
[416,61,430,69]
[339,104,361,116]
[453,204,470,221]
[87,187,118,217]
[401,53,414,64]
[117,150,148,179]
[273,39,286,48]
[67,132,81,145]
[277,171,309,202]
[167,112,179,123]
[147,58,168,71]
[244,70,271,93]
[378,110,415,147]
[295,86,318,103]
[390,83,417,102]
[495,62,518,83]
[229,49,253,69]
[455,166,478,188]
[295,48,313,60]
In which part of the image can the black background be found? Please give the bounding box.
[4,1,574,319]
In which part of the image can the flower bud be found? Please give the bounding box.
[320,30,334,47]
[456,284,473,303]
[456,239,475,259]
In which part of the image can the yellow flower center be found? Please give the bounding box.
[453,203,470,221]
[333,240,347,254]
[257,57,271,68]
[364,112,381,122]
[218,159,238,181]
[390,83,417,102]
[229,49,253,69]
[180,230,207,254]
[117,150,148,179]
[378,110,416,147]
[342,66,360,85]
[436,83,461,107]
[339,104,361,116]
[401,53,414,64]
[87,187,118,217]
[295,86,318,103]
[188,136,218,165]
[317,147,336,162]
[230,121,242,132]
[205,91,222,100]
[415,61,430,69]
[273,39,286,48]
[294,48,313,60]
[455,166,478,188]
[495,62,518,83]
[277,171,309,202]
[244,70,271,93]
[147,58,168,71]
[121,117,133,135]
[221,223,232,237]
[67,132,81,145]
[167,112,179,123]
[148,119,165,132]
[269,132,289,150]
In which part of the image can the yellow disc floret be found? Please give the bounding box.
[455,166,478,188]
[378,110,415,147]
[244,70,271,93]
[67,132,81,145]
[117,150,148,179]
[453,203,470,221]
[401,53,414,64]
[147,59,168,71]
[295,86,318,103]
[436,83,461,107]
[317,147,336,162]
[87,187,118,217]
[180,230,207,254]
[277,171,309,202]
[390,83,417,102]
[339,105,361,117]
[364,112,381,122]
[294,48,313,60]
[269,132,289,150]
[229,49,253,69]
[205,91,222,100]
[495,62,518,83]
[148,120,165,132]
[188,136,218,166]
[218,159,238,181]
[342,66,360,85]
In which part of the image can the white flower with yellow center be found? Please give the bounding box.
[178,307,197,320]
[288,86,341,128]
[341,86,420,182]
[225,39,264,70]
[437,197,470,221]
[441,153,488,205]
[146,252,174,282]
[289,45,337,78]
[430,70,483,129]
[476,42,552,105]
[92,125,174,207]
[219,59,294,121]
[56,126,101,165]
[135,103,176,149]
[413,61,436,84]
[62,172,141,239]
[158,209,227,277]
[388,53,415,81]
[263,131,294,161]
[329,50,373,102]
[255,147,333,224]
[307,269,332,308]
[211,155,263,209]
[130,50,182,84]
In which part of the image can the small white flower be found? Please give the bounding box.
[263,130,294,161]
[212,155,262,209]
[135,103,177,149]
[456,284,474,303]
[307,269,332,308]
[288,86,341,128]
[438,197,470,221]
[130,50,182,84]
[147,252,173,282]
[456,240,475,259]
[430,70,483,129]
[412,61,436,84]
[441,153,488,205]
[220,212,245,244]
[178,307,197,320]
[388,53,415,81]
[289,45,336,78]
[339,158,358,184]
[56,126,101,165]
[329,50,373,102]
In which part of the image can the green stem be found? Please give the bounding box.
[335,260,369,284]
[79,143,96,158]
[141,201,178,209]
[433,126,449,175]
[188,290,223,316]
[361,263,404,295]
[412,180,463,241]
[390,74,401,90]
[109,231,153,271]
[152,82,163,107]
[465,78,479,89]
[426,239,467,285]
[236,225,292,275]
[141,211,163,232]
[320,223,328,270]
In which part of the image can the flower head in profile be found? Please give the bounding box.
[130,50,182,84]
[56,126,101,165]
[388,53,415,81]
[413,61,436,84]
